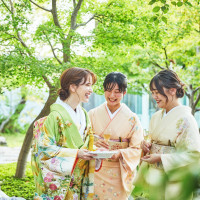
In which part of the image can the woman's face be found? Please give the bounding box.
[151,83,175,109]
[75,75,93,103]
[104,83,126,108]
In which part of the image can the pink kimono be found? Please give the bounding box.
[89,102,143,200]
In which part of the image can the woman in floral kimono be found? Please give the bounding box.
[88,72,143,200]
[139,69,200,199]
[31,67,97,200]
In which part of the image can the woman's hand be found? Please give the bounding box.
[141,154,161,164]
[141,140,152,155]
[94,139,109,149]
[110,150,122,161]
[77,149,96,160]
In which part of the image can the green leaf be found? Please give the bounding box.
[161,6,169,13]
[171,1,176,6]
[161,6,166,12]
[161,16,167,24]
[177,1,183,7]
[185,1,193,6]
[153,6,160,12]
[150,16,158,22]
[149,0,156,5]
[161,0,166,3]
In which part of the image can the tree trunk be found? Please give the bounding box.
[15,86,58,178]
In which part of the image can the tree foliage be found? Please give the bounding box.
[90,0,200,111]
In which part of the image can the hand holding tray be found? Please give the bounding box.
[89,150,118,159]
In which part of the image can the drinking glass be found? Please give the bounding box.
[143,129,151,144]
[103,128,112,142]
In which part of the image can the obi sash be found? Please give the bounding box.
[150,143,176,169]
[94,134,129,162]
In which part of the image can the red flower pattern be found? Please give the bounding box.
[49,183,57,191]
[54,196,61,200]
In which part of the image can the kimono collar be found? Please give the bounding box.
[105,103,122,119]
[56,98,86,138]
[50,103,90,148]
[162,105,191,118]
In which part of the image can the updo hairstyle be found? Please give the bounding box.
[150,69,185,100]
[58,67,97,101]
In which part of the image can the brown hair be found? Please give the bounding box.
[58,67,97,101]
[150,69,185,101]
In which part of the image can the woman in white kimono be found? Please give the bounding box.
[139,69,200,200]
[88,72,143,200]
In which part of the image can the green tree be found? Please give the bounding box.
[0,0,98,178]
[91,0,200,113]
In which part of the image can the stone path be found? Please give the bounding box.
[0,147,31,164]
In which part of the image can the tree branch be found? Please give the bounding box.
[73,0,76,8]
[29,0,52,12]
[17,32,32,56]
[194,86,200,94]
[1,0,12,13]
[9,0,14,13]
[193,92,200,109]
[42,75,53,88]
[151,61,165,70]
[185,90,190,99]
[71,0,83,29]
[2,31,19,41]
[0,37,16,42]
[75,14,95,29]
[147,52,165,70]
[42,30,62,65]
[4,0,32,56]
[52,0,61,28]
[163,47,169,68]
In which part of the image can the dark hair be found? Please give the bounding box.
[58,67,97,101]
[103,72,127,92]
[150,69,185,100]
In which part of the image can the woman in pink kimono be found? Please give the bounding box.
[139,69,200,199]
[88,72,143,200]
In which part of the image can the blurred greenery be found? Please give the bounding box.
[0,162,34,199]
[0,133,25,147]
[132,160,200,200]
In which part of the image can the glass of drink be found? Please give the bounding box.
[103,129,111,142]
[143,129,151,144]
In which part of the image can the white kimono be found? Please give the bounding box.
[136,105,200,200]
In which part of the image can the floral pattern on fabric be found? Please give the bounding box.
[32,105,96,200]
[175,117,192,149]
[32,116,76,199]
[176,117,189,136]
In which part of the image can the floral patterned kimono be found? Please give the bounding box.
[88,102,143,200]
[31,103,95,200]
[135,105,200,200]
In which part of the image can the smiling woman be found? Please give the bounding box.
[89,72,143,200]
[31,67,97,200]
[137,70,200,200]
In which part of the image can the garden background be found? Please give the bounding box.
[0,0,200,199]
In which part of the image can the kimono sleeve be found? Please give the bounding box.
[38,112,78,176]
[119,115,144,173]
[161,116,200,173]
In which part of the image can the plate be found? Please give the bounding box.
[89,150,118,159]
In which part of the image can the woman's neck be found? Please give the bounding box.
[107,103,121,114]
[165,100,181,113]
[64,95,79,111]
